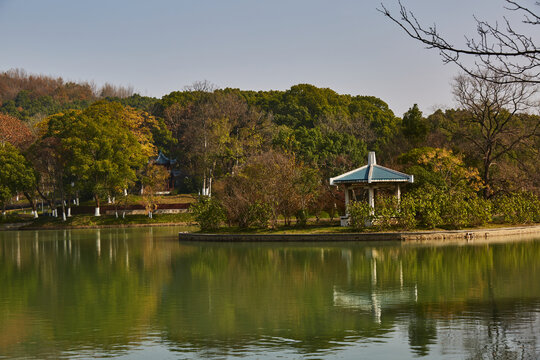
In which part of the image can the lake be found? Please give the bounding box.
[0,227,539,359]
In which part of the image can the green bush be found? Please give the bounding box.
[248,201,272,228]
[348,201,374,230]
[191,196,226,231]
[441,193,470,229]
[494,192,540,224]
[404,186,492,229]
[412,186,444,229]
[397,195,417,230]
[375,195,399,230]
[466,196,492,226]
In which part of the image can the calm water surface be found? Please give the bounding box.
[0,227,539,359]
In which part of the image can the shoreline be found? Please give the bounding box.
[3,222,540,243]
[179,224,540,242]
[0,222,194,231]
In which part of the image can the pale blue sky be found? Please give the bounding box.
[0,0,508,115]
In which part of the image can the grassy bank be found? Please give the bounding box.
[4,211,538,233]
[0,213,32,224]
[0,212,194,229]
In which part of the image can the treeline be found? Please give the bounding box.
[1,69,539,228]
[0,69,143,122]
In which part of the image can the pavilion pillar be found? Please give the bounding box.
[340,185,351,227]
[368,186,375,218]
[344,185,350,212]
[395,184,401,202]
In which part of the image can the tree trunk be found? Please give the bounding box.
[94,194,101,217]
[23,191,37,218]
[483,158,492,199]
[60,188,66,221]
[36,187,54,216]
[66,195,72,217]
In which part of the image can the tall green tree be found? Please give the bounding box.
[44,102,148,215]
[165,91,269,194]
[0,142,36,215]
[402,104,428,146]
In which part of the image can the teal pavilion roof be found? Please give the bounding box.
[330,152,413,185]
[155,151,177,166]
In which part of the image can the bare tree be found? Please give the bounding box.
[99,83,134,98]
[451,72,539,197]
[183,80,217,93]
[379,1,540,84]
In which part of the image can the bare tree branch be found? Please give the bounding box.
[379,1,540,84]
[451,71,539,197]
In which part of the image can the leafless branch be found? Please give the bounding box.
[379,0,540,84]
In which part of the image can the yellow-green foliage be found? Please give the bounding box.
[192,196,226,231]
[494,192,540,224]
[348,201,374,230]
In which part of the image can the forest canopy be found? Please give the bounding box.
[1,69,539,226]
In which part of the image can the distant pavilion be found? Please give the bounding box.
[330,152,414,226]
[154,151,179,192]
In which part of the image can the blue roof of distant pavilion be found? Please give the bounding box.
[330,152,413,185]
[155,151,177,166]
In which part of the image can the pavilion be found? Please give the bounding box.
[329,152,414,226]
[153,151,179,192]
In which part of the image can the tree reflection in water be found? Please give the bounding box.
[0,229,539,359]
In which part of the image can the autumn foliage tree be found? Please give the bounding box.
[215,151,319,228]
[140,163,170,218]
[0,113,34,149]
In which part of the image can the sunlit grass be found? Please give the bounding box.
[25,212,194,228]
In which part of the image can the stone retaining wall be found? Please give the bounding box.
[179,225,540,243]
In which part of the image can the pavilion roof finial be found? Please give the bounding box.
[368,151,376,166]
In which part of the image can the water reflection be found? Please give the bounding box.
[0,228,539,359]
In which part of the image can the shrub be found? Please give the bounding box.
[375,195,399,230]
[348,201,374,230]
[248,201,272,228]
[494,192,540,224]
[191,196,225,231]
[466,196,492,226]
[414,187,492,229]
[412,186,444,229]
[441,193,470,229]
[397,194,417,230]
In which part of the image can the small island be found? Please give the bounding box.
[1,72,539,237]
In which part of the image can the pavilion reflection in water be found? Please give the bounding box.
[332,248,418,324]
